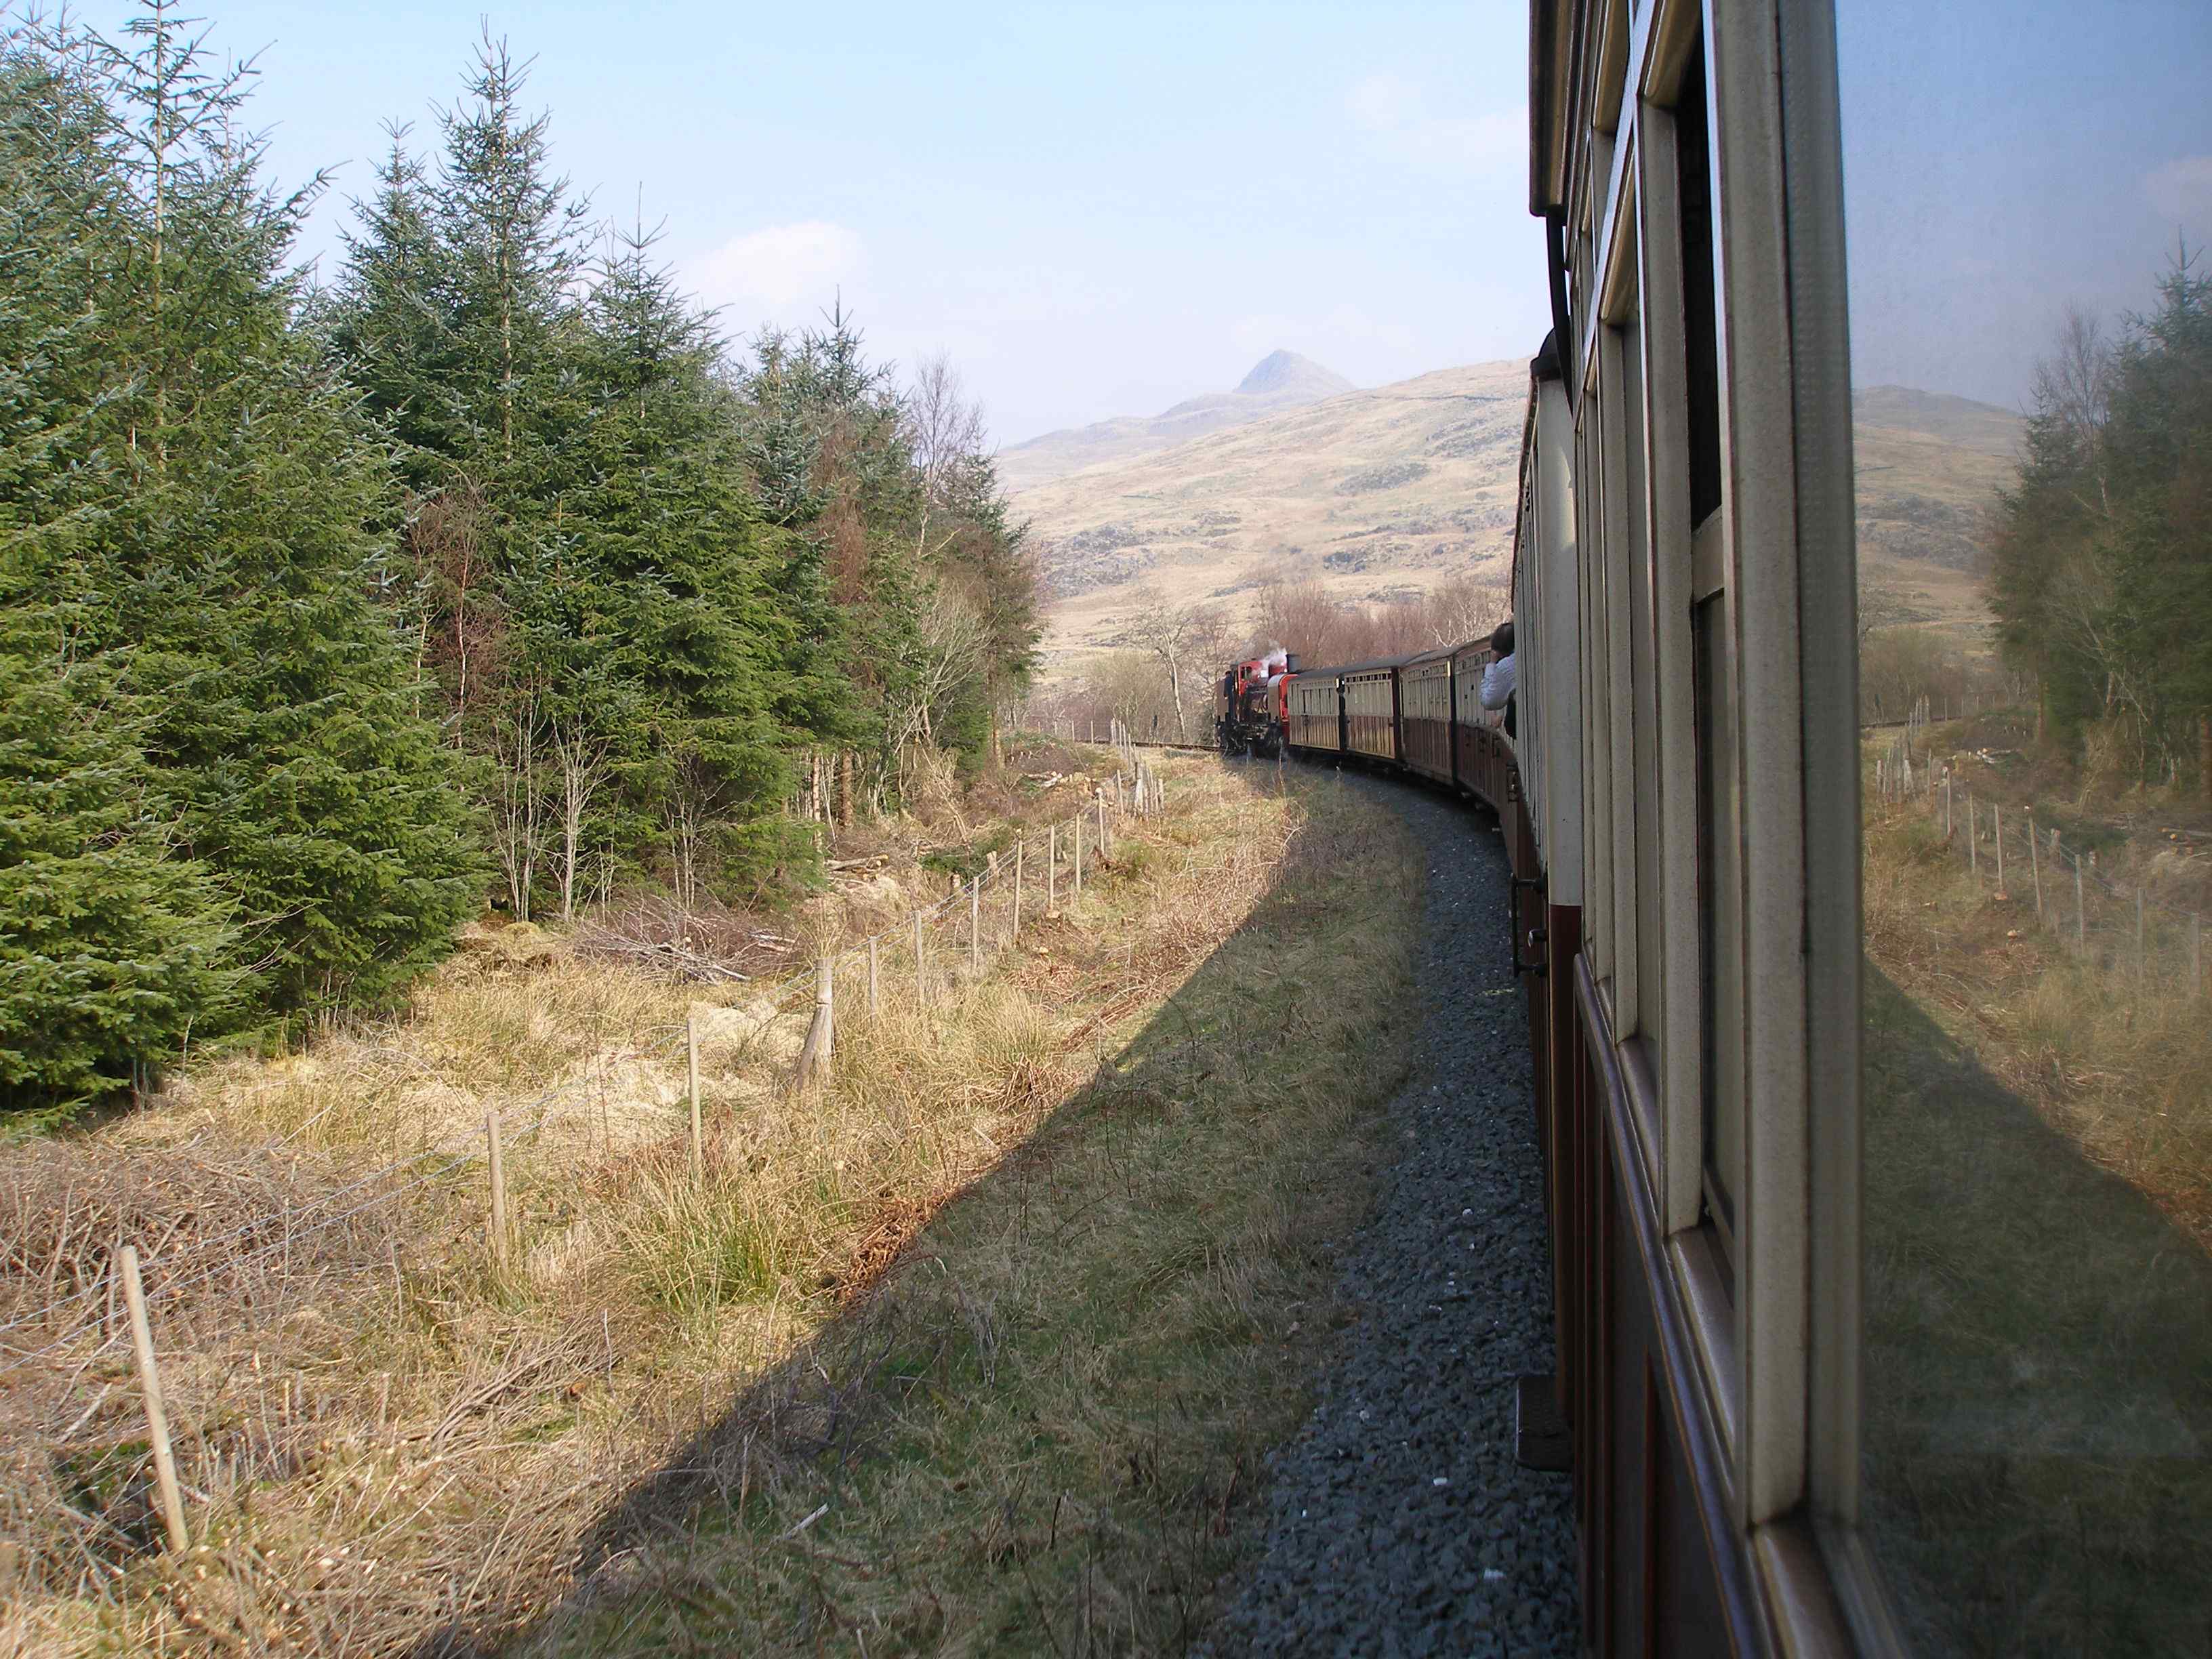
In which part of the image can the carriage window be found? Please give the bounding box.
[1676,40,1721,533]
[1693,586,1740,1256]
[1841,3,2212,1648]
[1622,315,1664,1046]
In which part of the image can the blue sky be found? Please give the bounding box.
[1837,0,2212,408]
[49,3,2212,441]
[59,1,1544,445]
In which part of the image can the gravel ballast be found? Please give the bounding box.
[1203,775,1579,1658]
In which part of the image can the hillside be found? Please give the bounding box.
[1014,367,2025,677]
[1015,359,1528,673]
[1852,384,2024,639]
[998,349,1357,493]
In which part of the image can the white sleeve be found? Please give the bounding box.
[1478,654,1516,710]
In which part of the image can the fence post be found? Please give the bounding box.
[687,1011,702,1177]
[2137,886,2146,979]
[1098,793,1109,858]
[2194,912,2202,996]
[1968,795,1978,878]
[119,1245,189,1555]
[2075,856,2086,952]
[792,956,834,1091]
[1013,837,1025,940]
[486,1109,508,1265]
[1048,824,1058,913]
[1073,815,1084,897]
[914,911,928,1008]
[970,877,981,975]
[1994,805,2005,895]
[1944,774,1953,838]
[2028,815,2042,917]
[867,935,880,1017]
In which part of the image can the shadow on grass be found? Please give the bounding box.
[1862,963,2212,1657]
[417,763,1432,1658]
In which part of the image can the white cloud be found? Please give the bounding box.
[684,220,863,321]
[2144,155,2212,229]
[1347,73,1523,174]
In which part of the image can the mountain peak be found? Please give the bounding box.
[1235,350,1355,398]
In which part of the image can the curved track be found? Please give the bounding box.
[1203,775,1578,1657]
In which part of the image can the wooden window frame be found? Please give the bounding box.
[1570,0,1877,1645]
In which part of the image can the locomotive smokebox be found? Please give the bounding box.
[1284,653,1302,673]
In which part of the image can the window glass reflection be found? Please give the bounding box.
[1843,3,2212,1651]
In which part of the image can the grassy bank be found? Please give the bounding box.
[2,754,1426,1656]
[1860,785,2212,1655]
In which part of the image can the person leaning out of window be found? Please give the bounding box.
[1478,620,1516,738]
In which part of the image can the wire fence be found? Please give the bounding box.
[1,735,1179,1568]
[1870,720,2206,998]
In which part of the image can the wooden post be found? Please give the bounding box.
[2028,815,2042,917]
[1048,824,1058,913]
[1073,815,1084,897]
[969,878,981,975]
[1012,837,1025,939]
[2075,857,2086,951]
[867,935,879,1017]
[914,911,928,1008]
[119,1246,188,1555]
[1994,805,2005,895]
[1098,794,1109,857]
[792,956,835,1090]
[486,1109,508,1265]
[687,1012,702,1177]
[2137,886,2146,977]
[2193,913,2202,995]
[1967,796,1978,877]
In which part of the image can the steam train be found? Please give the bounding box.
[1216,0,1890,1651]
[1212,649,1297,755]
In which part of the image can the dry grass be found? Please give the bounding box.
[1,752,1425,1657]
[1864,779,2212,1244]
[1860,787,2212,1654]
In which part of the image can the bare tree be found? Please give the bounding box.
[1121,584,1230,741]
[550,716,613,922]
[663,747,709,914]
[1414,569,1512,650]
[906,353,992,561]
[489,689,548,922]
[877,582,995,798]
[2032,303,2113,514]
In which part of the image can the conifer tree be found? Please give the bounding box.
[0,9,479,1092]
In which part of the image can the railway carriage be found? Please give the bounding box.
[1509,0,1864,1647]
[1286,668,1345,755]
[1342,662,1402,765]
[1399,647,1456,788]
[1450,638,1517,811]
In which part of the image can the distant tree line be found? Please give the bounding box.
[1989,251,2211,793]
[0,9,1035,1115]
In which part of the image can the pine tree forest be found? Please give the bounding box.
[0,10,1038,1117]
